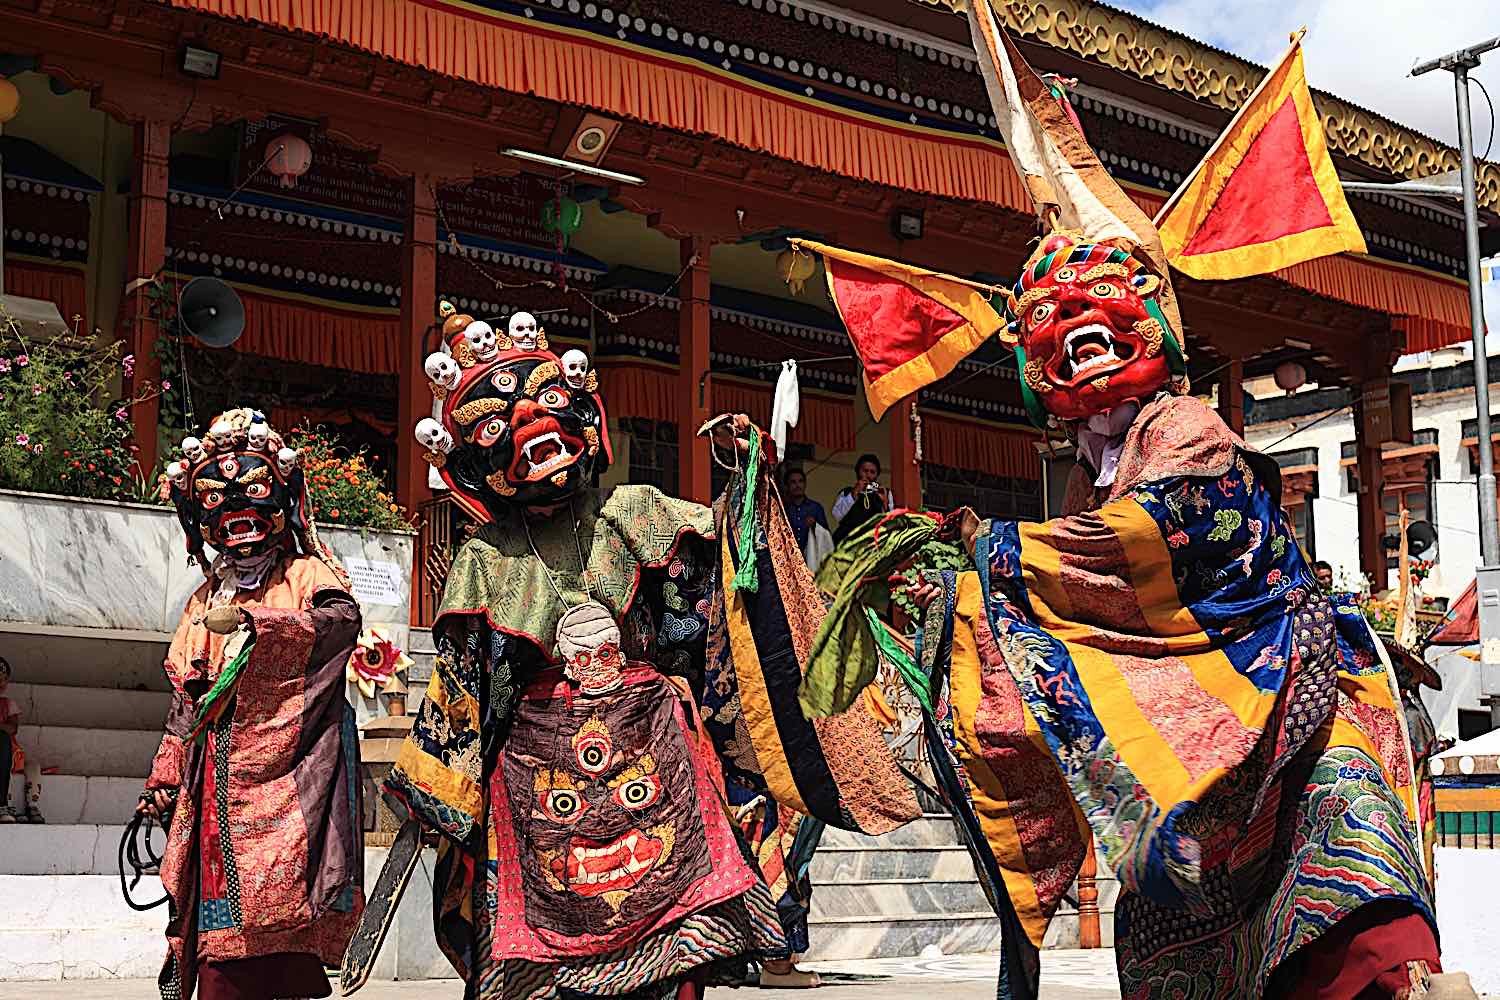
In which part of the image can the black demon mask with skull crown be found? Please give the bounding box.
[165,408,317,564]
[416,302,611,521]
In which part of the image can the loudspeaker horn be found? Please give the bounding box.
[178,277,245,348]
[1407,520,1438,557]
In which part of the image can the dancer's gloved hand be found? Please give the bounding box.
[202,605,248,635]
[889,570,942,613]
[136,787,176,820]
[703,412,753,454]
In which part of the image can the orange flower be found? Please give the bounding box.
[329,508,341,518]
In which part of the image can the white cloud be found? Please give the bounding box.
[1111,0,1500,151]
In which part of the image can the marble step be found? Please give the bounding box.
[22,774,144,824]
[15,724,160,778]
[7,682,170,732]
[0,631,172,692]
[809,877,989,920]
[811,844,978,882]
[0,875,166,980]
[802,911,1002,962]
[0,873,164,928]
[821,816,958,850]
[0,823,165,875]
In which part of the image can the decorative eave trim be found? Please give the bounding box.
[910,0,1499,207]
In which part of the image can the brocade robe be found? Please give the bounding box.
[386,479,917,999]
[146,554,365,1000]
[937,394,1432,998]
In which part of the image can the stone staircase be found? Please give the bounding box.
[0,632,175,980]
[804,814,1119,961]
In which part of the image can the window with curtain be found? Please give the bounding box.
[622,418,678,496]
[921,464,1042,522]
[1269,448,1318,557]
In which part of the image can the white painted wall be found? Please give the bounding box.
[1245,381,1494,603]
[1245,254,1500,600]
[1435,847,1500,995]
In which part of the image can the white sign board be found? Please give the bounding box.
[343,557,406,607]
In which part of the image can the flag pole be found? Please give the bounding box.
[1411,36,1500,727]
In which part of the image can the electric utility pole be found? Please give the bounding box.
[1412,37,1500,726]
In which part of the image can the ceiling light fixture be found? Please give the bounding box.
[498,148,645,185]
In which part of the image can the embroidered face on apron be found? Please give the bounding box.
[500,676,711,937]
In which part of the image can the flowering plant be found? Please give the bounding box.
[1360,595,1399,634]
[287,425,410,531]
[1409,558,1435,585]
[0,309,161,500]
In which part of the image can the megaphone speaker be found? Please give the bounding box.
[178,277,245,348]
[1407,520,1438,557]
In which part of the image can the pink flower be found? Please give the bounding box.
[15,354,28,367]
[122,354,135,378]
[0,358,9,373]
[14,433,28,447]
[114,407,128,422]
[160,379,172,391]
[31,385,42,396]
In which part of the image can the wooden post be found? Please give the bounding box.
[1217,357,1245,436]
[1077,840,1102,948]
[397,177,437,622]
[123,120,170,476]
[1354,386,1389,588]
[396,177,437,514]
[889,397,922,509]
[677,236,712,503]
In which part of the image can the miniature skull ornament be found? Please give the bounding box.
[508,311,539,351]
[424,351,461,392]
[167,460,188,489]
[561,349,590,389]
[247,422,270,451]
[276,447,299,477]
[415,417,454,454]
[181,436,207,464]
[464,321,499,362]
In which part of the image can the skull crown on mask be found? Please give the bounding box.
[167,408,312,561]
[417,302,610,522]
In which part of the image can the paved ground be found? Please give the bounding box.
[6,951,1122,999]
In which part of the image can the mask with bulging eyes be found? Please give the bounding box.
[168,408,310,561]
[1008,233,1187,426]
[435,349,612,520]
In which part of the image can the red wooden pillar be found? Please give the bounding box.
[396,176,437,517]
[123,120,170,475]
[1217,357,1245,436]
[890,397,922,509]
[1354,386,1389,588]
[677,236,712,503]
[1077,840,1102,948]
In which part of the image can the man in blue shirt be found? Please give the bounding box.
[780,467,828,555]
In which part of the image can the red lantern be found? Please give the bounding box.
[1273,360,1307,395]
[265,132,312,189]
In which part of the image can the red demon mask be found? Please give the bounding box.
[1009,234,1186,425]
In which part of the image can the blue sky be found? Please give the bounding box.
[1105,0,1500,148]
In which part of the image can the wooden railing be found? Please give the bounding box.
[414,493,475,627]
